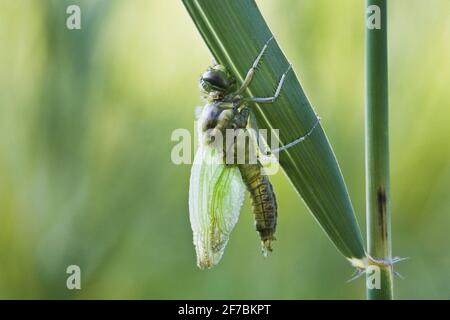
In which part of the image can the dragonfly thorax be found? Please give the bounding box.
[199,103,235,145]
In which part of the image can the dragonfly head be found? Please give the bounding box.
[200,65,235,97]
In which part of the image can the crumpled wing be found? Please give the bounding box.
[189,146,246,269]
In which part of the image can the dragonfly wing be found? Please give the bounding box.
[189,146,246,269]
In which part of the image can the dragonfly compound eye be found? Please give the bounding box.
[200,69,230,92]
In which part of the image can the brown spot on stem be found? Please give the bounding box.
[377,187,387,242]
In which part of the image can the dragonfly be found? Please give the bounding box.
[189,36,320,269]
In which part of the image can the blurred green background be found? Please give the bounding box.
[0,0,449,299]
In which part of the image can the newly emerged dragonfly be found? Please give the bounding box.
[189,37,320,269]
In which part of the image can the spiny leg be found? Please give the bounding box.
[247,107,321,156]
[236,36,274,95]
[244,64,292,104]
[241,63,320,156]
[266,116,321,155]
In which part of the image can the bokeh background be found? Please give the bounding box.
[0,0,449,299]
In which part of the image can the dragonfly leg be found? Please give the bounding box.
[244,64,292,104]
[236,36,274,95]
[247,108,321,156]
[266,116,321,155]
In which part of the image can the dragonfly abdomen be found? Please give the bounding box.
[238,163,277,252]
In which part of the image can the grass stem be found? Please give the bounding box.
[365,0,394,299]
